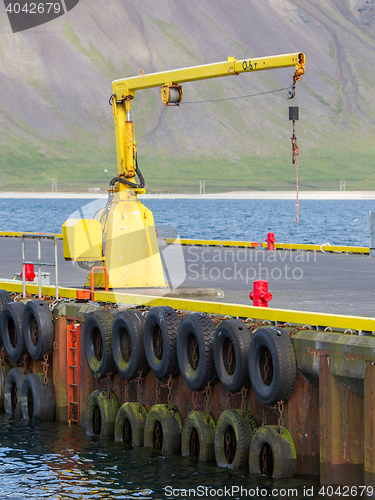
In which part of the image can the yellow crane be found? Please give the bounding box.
[62,53,305,290]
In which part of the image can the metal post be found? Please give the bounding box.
[54,236,59,299]
[370,212,375,258]
[200,180,206,194]
[22,237,26,298]
[38,237,42,298]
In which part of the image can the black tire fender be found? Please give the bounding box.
[84,310,117,379]
[4,366,30,417]
[214,409,257,469]
[112,311,148,379]
[143,404,182,454]
[249,425,297,478]
[20,373,55,422]
[177,313,216,391]
[114,402,147,446]
[0,289,11,345]
[1,302,26,363]
[181,410,216,462]
[248,327,296,405]
[23,300,54,360]
[85,389,119,438]
[214,319,252,393]
[143,306,180,378]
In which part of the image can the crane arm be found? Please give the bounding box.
[111,52,305,181]
[112,52,305,99]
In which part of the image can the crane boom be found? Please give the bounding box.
[112,53,305,99]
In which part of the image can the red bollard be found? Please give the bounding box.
[20,262,35,282]
[249,280,273,307]
[266,232,276,251]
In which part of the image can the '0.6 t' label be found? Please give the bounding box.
[3,0,79,33]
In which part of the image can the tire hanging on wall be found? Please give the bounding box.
[22,300,54,361]
[177,312,216,391]
[249,425,297,478]
[84,310,117,379]
[112,311,148,379]
[0,289,11,346]
[4,367,30,418]
[143,306,180,378]
[214,409,257,469]
[143,404,182,455]
[85,389,119,439]
[20,373,55,422]
[214,319,252,393]
[1,302,26,363]
[114,402,147,446]
[181,410,216,462]
[248,326,296,405]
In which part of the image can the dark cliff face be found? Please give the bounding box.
[1,0,375,192]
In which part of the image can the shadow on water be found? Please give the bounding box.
[0,414,329,500]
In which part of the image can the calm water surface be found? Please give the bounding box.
[0,198,373,246]
[0,414,321,500]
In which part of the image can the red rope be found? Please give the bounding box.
[291,120,299,224]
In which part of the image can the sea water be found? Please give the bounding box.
[0,198,373,246]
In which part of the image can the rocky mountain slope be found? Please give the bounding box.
[1,0,375,192]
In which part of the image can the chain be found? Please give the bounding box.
[224,427,232,463]
[204,382,212,423]
[288,325,310,338]
[262,444,268,474]
[156,377,160,405]
[263,349,270,385]
[32,318,38,347]
[106,372,113,398]
[227,340,234,376]
[190,427,197,458]
[154,420,162,449]
[0,346,5,367]
[136,370,143,412]
[246,321,269,334]
[93,405,100,435]
[167,375,173,410]
[192,338,198,371]
[278,400,285,434]
[124,378,129,403]
[21,353,29,374]
[192,390,198,411]
[240,386,247,418]
[124,418,131,443]
[157,328,163,360]
[42,354,49,385]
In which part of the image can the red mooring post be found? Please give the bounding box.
[249,280,273,307]
[20,262,35,281]
[266,232,276,251]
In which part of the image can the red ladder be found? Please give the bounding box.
[67,323,81,425]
